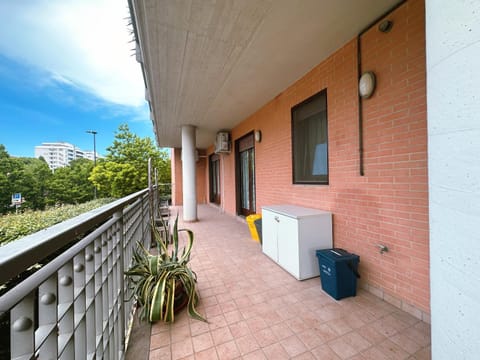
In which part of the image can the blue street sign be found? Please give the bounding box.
[12,193,22,204]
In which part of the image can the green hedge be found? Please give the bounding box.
[0,199,115,245]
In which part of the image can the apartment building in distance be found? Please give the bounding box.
[34,142,99,171]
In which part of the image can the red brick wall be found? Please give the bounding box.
[171,148,208,206]
[356,0,428,312]
[203,0,429,313]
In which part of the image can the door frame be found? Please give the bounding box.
[235,131,256,216]
[209,153,221,205]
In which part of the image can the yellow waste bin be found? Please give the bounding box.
[246,214,262,242]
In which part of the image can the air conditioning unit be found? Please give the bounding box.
[215,131,231,153]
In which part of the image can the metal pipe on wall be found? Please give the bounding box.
[356,0,407,176]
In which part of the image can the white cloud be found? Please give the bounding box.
[0,0,145,107]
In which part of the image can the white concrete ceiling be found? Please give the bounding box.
[131,0,403,149]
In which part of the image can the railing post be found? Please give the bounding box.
[38,275,58,358]
[85,243,96,358]
[11,292,34,358]
[141,193,145,243]
[58,262,74,358]
[148,158,154,246]
[73,252,87,359]
[114,210,126,359]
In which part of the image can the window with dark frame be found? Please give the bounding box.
[209,154,221,204]
[291,89,328,184]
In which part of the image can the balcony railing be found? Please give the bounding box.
[0,188,154,359]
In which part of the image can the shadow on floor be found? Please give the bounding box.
[126,311,151,360]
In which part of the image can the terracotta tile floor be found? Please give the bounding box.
[149,205,431,360]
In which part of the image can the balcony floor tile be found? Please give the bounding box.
[146,205,431,359]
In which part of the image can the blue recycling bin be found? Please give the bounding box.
[316,248,360,300]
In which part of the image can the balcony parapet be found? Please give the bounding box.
[0,188,153,359]
[0,189,149,286]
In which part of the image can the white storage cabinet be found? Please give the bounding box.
[262,205,332,280]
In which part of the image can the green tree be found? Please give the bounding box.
[90,161,144,198]
[0,145,15,213]
[16,157,52,210]
[89,124,170,197]
[47,158,95,204]
[0,146,52,212]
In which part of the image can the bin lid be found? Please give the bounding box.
[316,248,359,262]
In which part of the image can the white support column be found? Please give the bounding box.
[427,1,480,358]
[181,125,197,222]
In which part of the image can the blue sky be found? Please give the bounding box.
[0,0,153,158]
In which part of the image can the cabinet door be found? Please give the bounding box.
[261,210,278,261]
[277,215,299,278]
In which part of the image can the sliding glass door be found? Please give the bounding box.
[236,133,255,216]
[209,154,221,205]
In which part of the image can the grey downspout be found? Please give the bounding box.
[356,0,407,176]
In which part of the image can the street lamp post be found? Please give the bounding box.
[86,130,98,199]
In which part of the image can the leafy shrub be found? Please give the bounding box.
[0,198,115,245]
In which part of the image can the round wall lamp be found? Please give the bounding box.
[359,71,376,99]
[378,19,393,33]
[254,130,262,143]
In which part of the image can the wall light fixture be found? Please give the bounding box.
[254,130,262,143]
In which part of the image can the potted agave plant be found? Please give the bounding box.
[126,215,206,323]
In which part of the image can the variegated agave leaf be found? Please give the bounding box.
[126,213,206,323]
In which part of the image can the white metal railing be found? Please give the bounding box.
[0,188,152,359]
